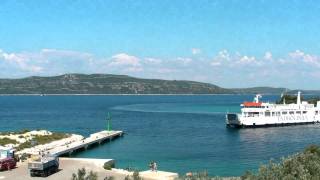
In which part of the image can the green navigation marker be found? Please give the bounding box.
[107,112,112,131]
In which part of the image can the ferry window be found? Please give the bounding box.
[316,111,319,115]
[272,112,275,116]
[303,111,307,114]
[289,111,294,115]
[265,112,271,117]
[277,112,280,116]
[296,111,301,114]
[282,111,287,115]
[249,112,259,117]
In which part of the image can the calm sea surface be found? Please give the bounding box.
[1,95,320,176]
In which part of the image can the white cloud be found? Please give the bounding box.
[0,49,97,76]
[210,50,232,67]
[125,67,143,72]
[217,50,231,61]
[238,55,256,64]
[288,50,320,67]
[289,50,305,59]
[176,57,192,65]
[1,51,24,63]
[144,58,162,65]
[41,49,93,60]
[210,62,221,66]
[0,50,43,73]
[109,53,140,66]
[191,48,201,55]
[264,51,272,60]
[156,68,177,73]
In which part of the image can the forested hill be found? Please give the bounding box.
[0,74,232,94]
[0,74,318,94]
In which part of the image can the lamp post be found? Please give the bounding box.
[107,112,112,131]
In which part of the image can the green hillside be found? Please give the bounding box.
[0,74,232,94]
[0,74,319,95]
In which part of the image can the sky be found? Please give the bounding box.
[0,0,320,89]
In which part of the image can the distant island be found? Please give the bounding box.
[0,74,319,95]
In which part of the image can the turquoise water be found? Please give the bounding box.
[1,95,320,176]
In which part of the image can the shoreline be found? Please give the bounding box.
[0,93,280,96]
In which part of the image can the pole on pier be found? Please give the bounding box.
[107,112,112,131]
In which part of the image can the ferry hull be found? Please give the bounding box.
[227,121,318,128]
[226,113,320,128]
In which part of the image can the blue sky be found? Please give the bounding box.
[0,0,320,89]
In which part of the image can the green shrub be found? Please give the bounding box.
[176,170,213,180]
[241,145,320,180]
[33,133,69,144]
[17,141,33,151]
[20,129,30,134]
[132,171,141,180]
[71,168,98,180]
[0,137,18,146]
[103,162,114,170]
[16,133,70,151]
[103,176,114,180]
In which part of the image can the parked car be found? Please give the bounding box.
[0,157,16,171]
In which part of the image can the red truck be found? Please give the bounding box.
[0,157,16,171]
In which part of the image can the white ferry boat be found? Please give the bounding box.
[226,92,320,128]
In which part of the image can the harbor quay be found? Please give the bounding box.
[0,158,179,180]
[1,130,179,180]
[49,130,124,156]
[15,130,124,157]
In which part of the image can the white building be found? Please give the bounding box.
[0,146,15,159]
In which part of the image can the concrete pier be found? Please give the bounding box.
[0,158,180,180]
[49,130,123,156]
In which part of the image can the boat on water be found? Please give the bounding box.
[226,92,320,128]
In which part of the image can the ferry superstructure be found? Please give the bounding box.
[226,92,320,128]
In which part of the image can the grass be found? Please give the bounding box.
[33,133,70,144]
[0,129,30,136]
[0,137,18,146]
[15,132,70,151]
[16,141,32,151]
[241,145,320,180]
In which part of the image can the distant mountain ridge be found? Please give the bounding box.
[231,87,320,95]
[0,74,231,94]
[0,74,318,94]
[231,87,288,94]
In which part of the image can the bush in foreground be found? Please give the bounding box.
[103,162,115,170]
[16,132,70,151]
[0,137,18,146]
[71,168,116,180]
[241,145,320,180]
[71,168,98,180]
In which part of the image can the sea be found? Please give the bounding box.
[1,94,320,176]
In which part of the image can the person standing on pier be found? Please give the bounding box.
[154,162,157,172]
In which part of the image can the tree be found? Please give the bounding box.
[104,176,114,180]
[71,168,98,180]
[241,145,320,180]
